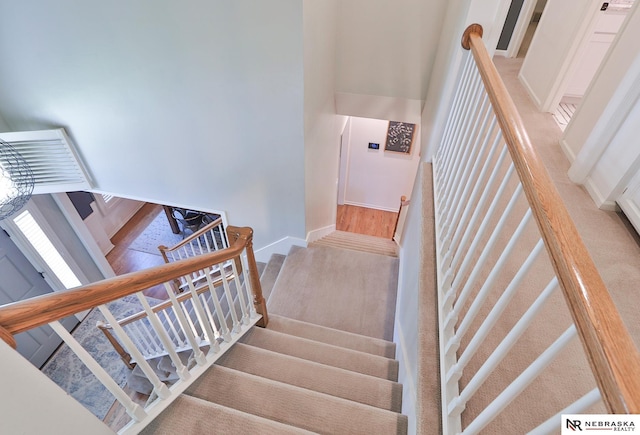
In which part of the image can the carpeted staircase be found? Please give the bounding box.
[141,314,406,434]
[311,230,399,257]
[139,249,407,434]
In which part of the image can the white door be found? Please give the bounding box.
[0,228,78,368]
[618,171,640,235]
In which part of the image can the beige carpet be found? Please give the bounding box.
[141,316,407,434]
[267,244,399,341]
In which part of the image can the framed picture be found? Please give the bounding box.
[385,121,415,154]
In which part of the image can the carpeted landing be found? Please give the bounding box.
[140,245,407,434]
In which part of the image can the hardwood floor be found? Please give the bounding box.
[336,204,398,239]
[105,202,168,300]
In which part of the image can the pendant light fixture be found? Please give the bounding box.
[0,140,35,220]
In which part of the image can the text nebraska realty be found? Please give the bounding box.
[571,420,635,431]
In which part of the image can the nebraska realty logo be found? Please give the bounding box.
[562,414,639,433]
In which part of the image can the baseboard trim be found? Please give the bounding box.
[344,200,397,213]
[253,236,307,263]
[559,138,577,164]
[306,224,335,243]
[583,177,618,211]
[394,322,417,434]
[518,72,544,111]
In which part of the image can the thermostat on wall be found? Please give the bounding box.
[368,142,380,150]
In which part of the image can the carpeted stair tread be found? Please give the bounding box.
[240,326,399,381]
[185,365,408,435]
[311,231,398,257]
[217,342,403,412]
[260,253,286,302]
[140,394,314,435]
[268,313,396,358]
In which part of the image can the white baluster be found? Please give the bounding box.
[438,53,474,167]
[135,294,190,380]
[220,260,241,334]
[161,308,186,348]
[441,94,491,227]
[439,70,483,199]
[162,282,206,365]
[441,116,499,251]
[131,319,159,357]
[230,259,249,324]
[447,277,559,417]
[184,274,220,353]
[199,292,220,338]
[442,181,523,310]
[98,304,172,400]
[437,54,475,181]
[446,240,545,383]
[439,73,485,210]
[441,141,507,270]
[528,388,601,435]
[49,321,147,422]
[123,323,148,358]
[444,209,533,348]
[460,326,578,435]
[204,266,232,342]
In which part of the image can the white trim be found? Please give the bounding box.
[518,70,544,110]
[567,33,640,184]
[494,48,508,57]
[583,176,618,211]
[52,193,115,279]
[559,138,577,164]
[253,236,307,263]
[2,202,90,289]
[505,0,538,58]
[343,200,398,213]
[539,0,602,112]
[306,224,335,243]
[394,321,417,435]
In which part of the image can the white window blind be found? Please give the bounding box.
[0,128,92,194]
[13,209,82,289]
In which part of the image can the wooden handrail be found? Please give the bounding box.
[158,216,224,254]
[100,271,231,328]
[392,195,410,240]
[0,225,268,338]
[462,24,640,413]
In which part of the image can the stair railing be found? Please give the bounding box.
[0,225,267,434]
[433,24,640,434]
[392,195,410,242]
[98,218,239,368]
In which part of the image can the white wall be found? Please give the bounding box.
[559,3,640,209]
[334,0,448,124]
[303,0,344,240]
[0,1,306,251]
[84,196,145,254]
[341,117,420,211]
[0,340,113,434]
[0,113,9,132]
[518,0,601,111]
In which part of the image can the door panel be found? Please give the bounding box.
[0,229,78,368]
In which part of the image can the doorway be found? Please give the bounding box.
[0,227,78,367]
[336,116,419,240]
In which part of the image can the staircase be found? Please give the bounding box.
[134,246,407,434]
[311,230,398,257]
[140,314,407,434]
